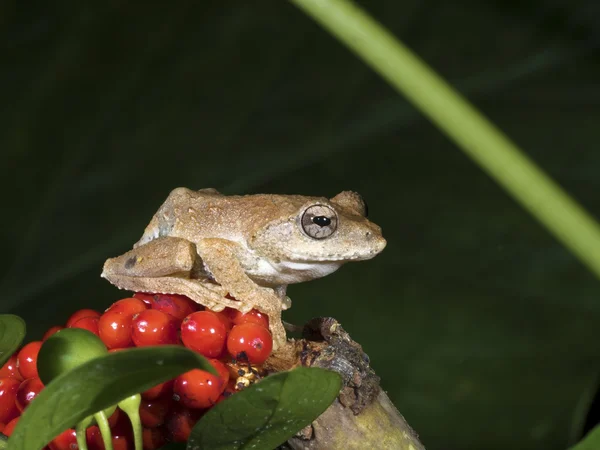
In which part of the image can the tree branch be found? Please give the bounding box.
[266,317,425,450]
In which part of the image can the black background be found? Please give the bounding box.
[2,1,600,449]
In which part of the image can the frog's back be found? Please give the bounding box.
[135,187,323,247]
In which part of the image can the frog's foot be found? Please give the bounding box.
[101,273,246,311]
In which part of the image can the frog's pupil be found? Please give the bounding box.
[313,216,331,227]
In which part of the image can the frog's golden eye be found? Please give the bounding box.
[301,205,338,239]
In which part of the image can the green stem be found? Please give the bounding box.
[75,421,89,450]
[0,434,7,450]
[94,411,114,450]
[291,0,600,278]
[118,394,143,450]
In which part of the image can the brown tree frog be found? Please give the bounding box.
[102,188,386,351]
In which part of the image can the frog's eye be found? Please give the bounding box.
[301,205,338,239]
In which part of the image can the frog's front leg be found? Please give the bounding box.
[196,238,288,350]
[101,237,238,310]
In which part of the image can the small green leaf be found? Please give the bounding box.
[0,314,26,367]
[38,328,108,384]
[9,346,215,450]
[570,425,600,450]
[188,367,342,450]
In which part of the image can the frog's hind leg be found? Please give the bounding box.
[101,272,242,312]
[103,237,197,278]
[101,236,239,310]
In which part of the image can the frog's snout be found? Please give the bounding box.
[362,224,386,257]
[370,233,387,254]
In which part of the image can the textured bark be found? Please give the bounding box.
[287,391,424,450]
[266,318,426,450]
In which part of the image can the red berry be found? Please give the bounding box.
[0,377,20,423]
[16,377,44,412]
[229,308,269,329]
[98,311,135,349]
[83,410,120,448]
[86,426,103,450]
[142,426,167,450]
[42,326,64,341]
[70,316,100,336]
[17,341,42,379]
[132,293,155,307]
[209,359,230,387]
[0,354,23,381]
[58,413,120,449]
[90,410,133,450]
[66,309,101,328]
[213,311,233,331]
[106,297,148,316]
[166,406,202,442]
[48,428,77,450]
[107,407,122,428]
[3,416,19,436]
[173,361,227,409]
[90,432,131,450]
[142,380,174,400]
[139,396,172,428]
[227,323,273,364]
[138,293,199,320]
[131,310,180,347]
[180,311,227,358]
[216,384,236,405]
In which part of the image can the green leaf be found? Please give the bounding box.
[0,315,26,367]
[570,425,600,450]
[188,367,341,450]
[9,346,215,450]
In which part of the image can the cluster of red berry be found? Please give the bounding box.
[0,292,274,449]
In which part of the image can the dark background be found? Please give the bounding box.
[2,1,600,449]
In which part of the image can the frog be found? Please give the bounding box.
[101,187,386,351]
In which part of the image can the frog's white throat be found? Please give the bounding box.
[248,258,344,286]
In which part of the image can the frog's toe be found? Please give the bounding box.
[269,322,288,352]
[281,296,292,310]
[238,303,254,314]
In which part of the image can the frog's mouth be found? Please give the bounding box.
[248,236,386,285]
[288,236,387,263]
